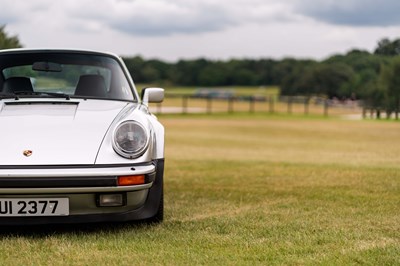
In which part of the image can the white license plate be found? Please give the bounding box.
[0,198,69,217]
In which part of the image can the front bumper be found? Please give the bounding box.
[0,163,155,194]
[0,160,164,225]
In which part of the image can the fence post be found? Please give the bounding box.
[182,96,188,114]
[207,97,212,114]
[269,96,274,113]
[157,102,162,114]
[287,96,292,114]
[249,97,255,113]
[324,99,329,117]
[304,97,309,115]
[228,97,234,113]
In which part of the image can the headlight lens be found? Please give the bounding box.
[113,121,149,158]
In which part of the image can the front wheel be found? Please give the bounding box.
[144,159,164,224]
[146,190,163,224]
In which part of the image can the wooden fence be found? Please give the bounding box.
[149,94,362,118]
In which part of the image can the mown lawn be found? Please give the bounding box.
[0,114,399,265]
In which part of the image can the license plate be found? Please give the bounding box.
[0,198,69,217]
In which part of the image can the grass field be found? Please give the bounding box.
[0,114,399,265]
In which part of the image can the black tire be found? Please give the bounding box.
[144,159,164,224]
[146,190,163,224]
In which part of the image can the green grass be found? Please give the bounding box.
[0,114,399,265]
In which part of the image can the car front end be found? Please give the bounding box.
[0,49,165,225]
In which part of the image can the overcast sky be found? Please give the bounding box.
[1,0,400,61]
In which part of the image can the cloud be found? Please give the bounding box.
[0,0,63,32]
[0,1,22,24]
[293,0,400,26]
[1,0,400,61]
[64,0,400,36]
[12,0,400,38]
[63,0,299,36]
[2,0,400,42]
[62,0,233,36]
[110,1,236,36]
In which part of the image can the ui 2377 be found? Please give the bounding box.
[0,198,69,216]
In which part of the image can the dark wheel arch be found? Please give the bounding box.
[141,158,164,223]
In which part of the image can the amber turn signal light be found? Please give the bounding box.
[118,175,145,186]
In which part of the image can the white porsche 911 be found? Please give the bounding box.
[0,49,165,224]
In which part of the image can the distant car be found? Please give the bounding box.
[0,49,165,225]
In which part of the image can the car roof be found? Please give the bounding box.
[0,48,120,59]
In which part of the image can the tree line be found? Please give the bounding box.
[1,25,400,113]
[123,39,400,115]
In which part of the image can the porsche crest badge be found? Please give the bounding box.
[23,150,33,157]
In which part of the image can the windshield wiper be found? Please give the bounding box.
[36,92,71,100]
[14,91,71,100]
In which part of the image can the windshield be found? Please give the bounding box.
[0,52,135,101]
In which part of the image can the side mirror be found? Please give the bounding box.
[141,87,164,106]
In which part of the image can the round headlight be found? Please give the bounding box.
[113,121,149,158]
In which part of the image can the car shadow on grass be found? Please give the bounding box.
[0,221,160,237]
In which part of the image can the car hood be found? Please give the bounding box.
[0,99,134,165]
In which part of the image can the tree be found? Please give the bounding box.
[379,57,400,118]
[281,62,355,98]
[0,25,22,49]
[363,83,385,118]
[374,38,400,56]
[169,59,210,85]
[197,62,228,86]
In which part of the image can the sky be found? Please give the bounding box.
[1,0,400,61]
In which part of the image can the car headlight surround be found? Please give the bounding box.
[113,120,149,159]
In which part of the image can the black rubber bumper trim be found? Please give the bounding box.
[0,173,155,188]
[0,176,118,188]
